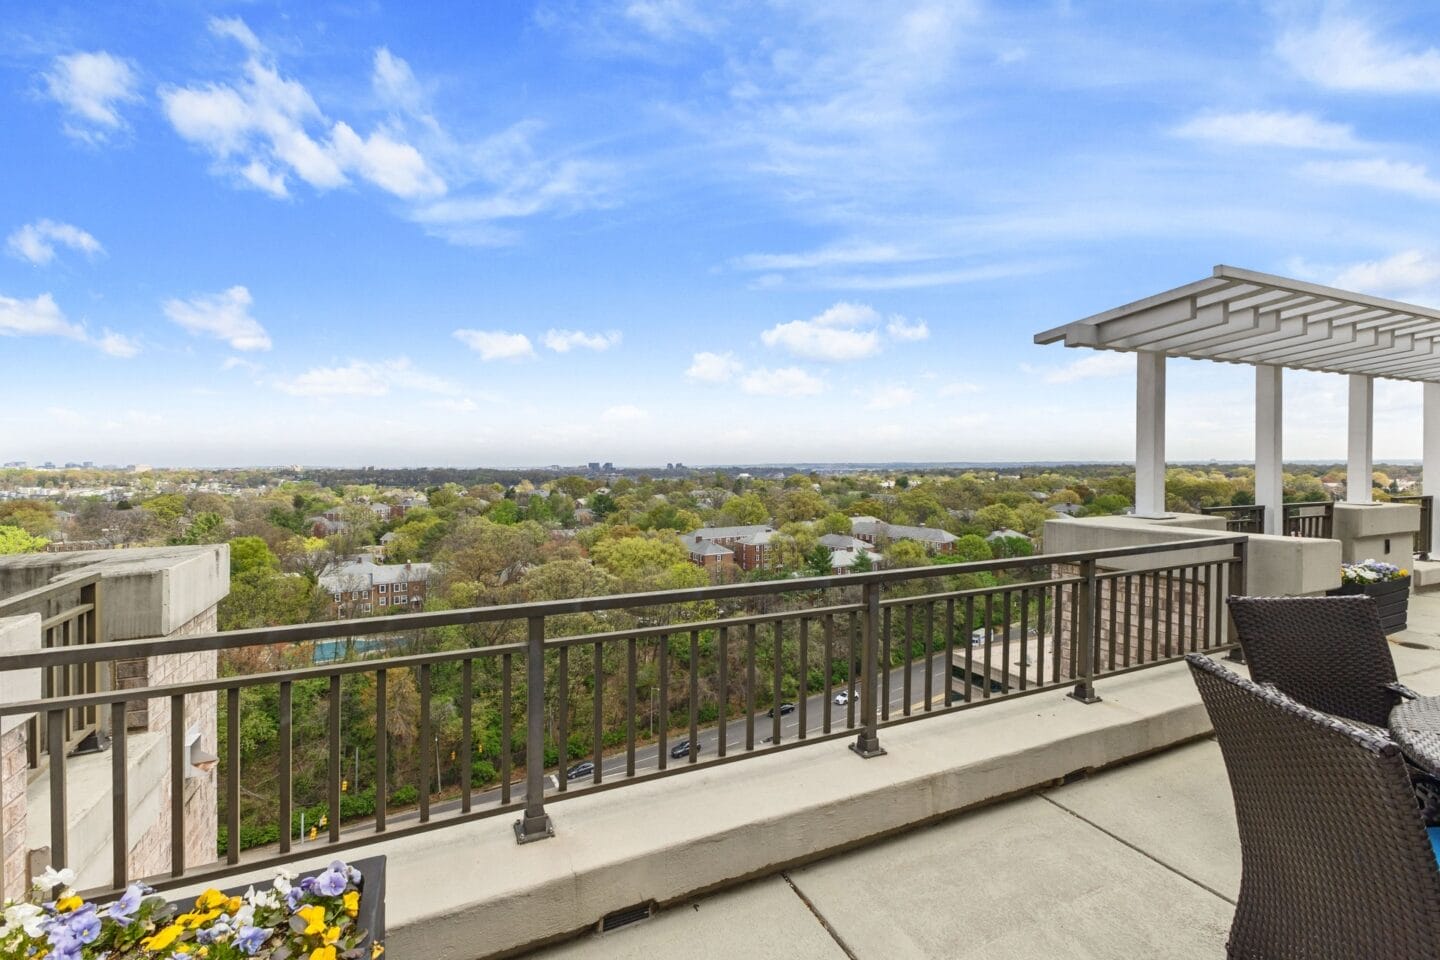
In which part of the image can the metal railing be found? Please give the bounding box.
[1199,504,1265,533]
[0,536,1246,895]
[1283,501,1334,539]
[0,573,105,766]
[1392,495,1433,559]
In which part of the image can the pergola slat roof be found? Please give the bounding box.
[1034,265,1440,383]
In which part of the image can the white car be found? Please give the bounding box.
[832,690,851,706]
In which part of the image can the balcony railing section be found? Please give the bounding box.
[1198,504,1265,533]
[0,573,105,767]
[0,536,1246,895]
[1282,500,1334,539]
[1391,495,1433,559]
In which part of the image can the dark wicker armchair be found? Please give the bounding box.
[1227,595,1417,728]
[1187,654,1440,959]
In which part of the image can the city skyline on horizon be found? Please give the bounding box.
[6,3,1440,466]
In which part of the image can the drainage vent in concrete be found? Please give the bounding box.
[598,902,655,933]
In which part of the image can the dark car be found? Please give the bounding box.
[767,702,796,717]
[670,738,700,759]
[565,761,595,781]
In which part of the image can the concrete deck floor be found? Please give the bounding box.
[527,593,1440,960]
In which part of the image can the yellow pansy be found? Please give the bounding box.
[54,896,83,913]
[227,896,242,914]
[309,947,337,960]
[372,941,385,958]
[144,923,185,951]
[297,904,328,936]
[196,889,228,911]
[343,891,360,917]
[324,925,341,945]
[187,909,222,929]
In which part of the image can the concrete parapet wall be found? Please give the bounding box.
[1334,503,1420,568]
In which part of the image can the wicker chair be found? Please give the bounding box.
[1227,595,1417,729]
[1187,653,1440,959]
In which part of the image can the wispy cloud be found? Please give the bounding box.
[740,366,824,396]
[1030,352,1133,384]
[94,329,139,358]
[1172,110,1363,151]
[685,350,742,383]
[0,292,138,357]
[452,329,536,360]
[6,220,104,265]
[1301,158,1440,201]
[276,357,460,397]
[760,302,932,360]
[42,51,141,142]
[543,328,621,352]
[163,286,272,351]
[159,17,444,200]
[885,315,928,341]
[1277,12,1440,93]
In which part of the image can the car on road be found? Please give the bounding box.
[767,702,796,717]
[832,690,850,706]
[565,761,594,781]
[670,738,700,759]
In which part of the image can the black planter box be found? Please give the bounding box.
[1328,575,1411,635]
[167,854,386,952]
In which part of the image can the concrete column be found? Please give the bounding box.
[1255,365,1283,535]
[1347,373,1374,504]
[1135,351,1167,517]
[1425,382,1440,549]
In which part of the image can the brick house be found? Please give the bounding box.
[850,516,958,554]
[320,556,432,617]
[683,524,776,572]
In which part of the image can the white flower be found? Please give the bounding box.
[4,903,46,938]
[35,866,75,891]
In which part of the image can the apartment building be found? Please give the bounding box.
[320,555,432,617]
[850,516,959,553]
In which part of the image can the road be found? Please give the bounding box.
[252,652,958,858]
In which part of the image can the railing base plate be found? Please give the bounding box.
[514,815,555,844]
[1067,686,1102,705]
[849,736,886,759]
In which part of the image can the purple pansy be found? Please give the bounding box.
[313,862,349,896]
[235,924,270,955]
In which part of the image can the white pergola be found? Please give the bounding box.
[1035,264,1440,542]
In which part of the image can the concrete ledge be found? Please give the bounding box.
[0,615,40,736]
[170,660,1238,960]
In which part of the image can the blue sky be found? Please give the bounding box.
[5,1,1440,467]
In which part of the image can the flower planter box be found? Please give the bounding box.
[1328,575,1411,635]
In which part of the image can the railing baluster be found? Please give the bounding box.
[553,651,566,794]
[1150,572,1161,662]
[923,601,934,710]
[170,694,185,876]
[1190,564,1202,653]
[461,659,474,808]
[688,630,699,762]
[964,595,975,701]
[1123,575,1134,668]
[982,593,993,699]
[419,664,433,822]
[771,620,782,746]
[47,709,67,872]
[592,641,603,783]
[1018,589,1029,692]
[516,614,551,842]
[278,681,292,854]
[112,700,129,885]
[944,598,955,707]
[1107,574,1118,672]
[1164,567,1175,659]
[798,618,809,739]
[328,674,341,843]
[901,604,912,717]
[852,581,883,757]
[745,623,756,751]
[224,688,239,867]
[846,612,857,729]
[500,655,512,804]
[626,636,637,775]
[1069,559,1101,703]
[1001,593,1012,695]
[658,633,669,769]
[1035,588,1046,688]
[718,626,728,757]
[881,606,892,721]
[822,615,833,733]
[375,669,387,832]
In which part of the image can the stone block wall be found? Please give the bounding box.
[2,725,27,900]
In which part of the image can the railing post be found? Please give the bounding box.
[850,580,886,758]
[1226,538,1248,662]
[515,614,554,843]
[1068,558,1101,703]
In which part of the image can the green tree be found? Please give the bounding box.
[886,539,930,569]
[817,512,852,536]
[487,499,521,525]
[230,536,280,576]
[719,493,769,526]
[589,536,687,585]
[0,525,48,555]
[952,534,992,563]
[804,544,834,577]
[588,492,618,519]
[140,493,187,525]
[974,503,1021,532]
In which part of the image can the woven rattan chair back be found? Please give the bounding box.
[1188,654,1440,959]
[1228,595,1399,727]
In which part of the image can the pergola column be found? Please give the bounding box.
[1255,365,1283,534]
[1425,382,1440,548]
[1135,351,1167,517]
[1347,373,1374,504]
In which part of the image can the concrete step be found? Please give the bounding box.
[1412,559,1440,592]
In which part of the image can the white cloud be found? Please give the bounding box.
[1277,13,1440,93]
[0,292,137,357]
[163,286,272,351]
[686,351,742,383]
[6,220,104,265]
[730,244,917,272]
[221,356,261,373]
[42,51,140,141]
[1172,110,1362,150]
[1301,158,1440,201]
[867,386,915,409]
[600,404,649,423]
[452,329,536,360]
[761,302,883,361]
[1329,250,1440,302]
[276,357,459,397]
[1035,352,1134,384]
[885,315,929,341]
[95,329,139,358]
[740,366,824,396]
[159,17,444,200]
[542,329,622,352]
[937,381,980,397]
[373,47,426,114]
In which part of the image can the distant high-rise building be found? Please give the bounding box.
[602,462,614,471]
[587,461,601,472]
